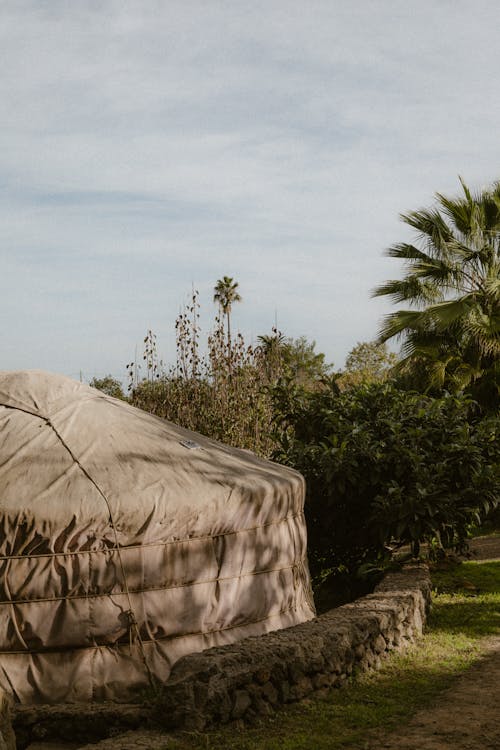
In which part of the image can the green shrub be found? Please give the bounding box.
[89,375,126,400]
[272,380,499,580]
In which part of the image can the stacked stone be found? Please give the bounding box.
[0,692,15,750]
[13,703,148,749]
[8,563,431,747]
[154,563,431,730]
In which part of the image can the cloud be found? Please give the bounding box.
[1,0,500,378]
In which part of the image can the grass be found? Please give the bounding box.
[430,561,500,638]
[163,558,500,750]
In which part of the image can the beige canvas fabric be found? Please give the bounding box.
[0,370,315,703]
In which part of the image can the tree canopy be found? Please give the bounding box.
[340,341,398,389]
[373,178,500,411]
[256,332,332,387]
[89,375,126,400]
[213,276,242,352]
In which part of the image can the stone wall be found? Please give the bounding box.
[154,563,431,730]
[13,704,149,750]
[0,691,15,750]
[11,563,431,747]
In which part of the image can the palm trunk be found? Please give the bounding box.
[227,311,232,375]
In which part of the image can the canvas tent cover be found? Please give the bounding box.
[0,370,315,703]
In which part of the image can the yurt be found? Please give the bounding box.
[0,370,315,703]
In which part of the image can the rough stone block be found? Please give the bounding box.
[232,690,252,719]
[254,668,271,685]
[374,634,388,654]
[278,681,291,703]
[290,676,313,701]
[261,682,279,705]
[313,673,333,690]
[0,692,15,750]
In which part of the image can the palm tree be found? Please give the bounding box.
[213,276,242,353]
[373,178,500,410]
[256,329,287,381]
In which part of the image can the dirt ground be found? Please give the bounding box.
[463,534,500,562]
[367,636,500,750]
[367,535,500,750]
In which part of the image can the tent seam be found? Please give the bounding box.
[0,602,307,654]
[0,557,307,605]
[0,512,305,560]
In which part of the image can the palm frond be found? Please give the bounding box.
[436,178,476,235]
[422,294,477,331]
[448,362,482,392]
[410,256,460,285]
[484,274,500,302]
[378,178,500,409]
[377,309,432,343]
[463,311,500,357]
[372,277,442,305]
[400,208,454,253]
[384,243,433,262]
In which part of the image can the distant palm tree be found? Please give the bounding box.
[256,329,287,380]
[213,276,242,353]
[373,178,500,409]
[256,330,287,356]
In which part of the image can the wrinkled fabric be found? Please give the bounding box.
[0,371,315,703]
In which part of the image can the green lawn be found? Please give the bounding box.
[163,558,500,750]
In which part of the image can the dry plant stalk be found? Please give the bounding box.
[128,291,284,457]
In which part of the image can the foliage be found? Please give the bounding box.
[89,374,126,400]
[122,277,498,590]
[256,329,288,381]
[213,275,242,354]
[126,286,333,456]
[373,177,500,412]
[213,275,242,314]
[271,380,499,579]
[256,332,333,388]
[282,336,333,387]
[339,340,398,389]
[128,289,279,456]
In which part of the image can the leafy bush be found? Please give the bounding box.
[89,375,126,400]
[272,380,499,580]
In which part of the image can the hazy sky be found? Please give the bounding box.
[2,1,500,383]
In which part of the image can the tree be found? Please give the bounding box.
[281,336,332,387]
[213,276,242,354]
[256,329,287,381]
[89,375,126,400]
[340,340,398,389]
[256,333,332,388]
[373,178,500,410]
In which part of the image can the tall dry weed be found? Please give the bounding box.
[127,290,284,457]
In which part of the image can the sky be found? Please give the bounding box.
[2,0,500,384]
